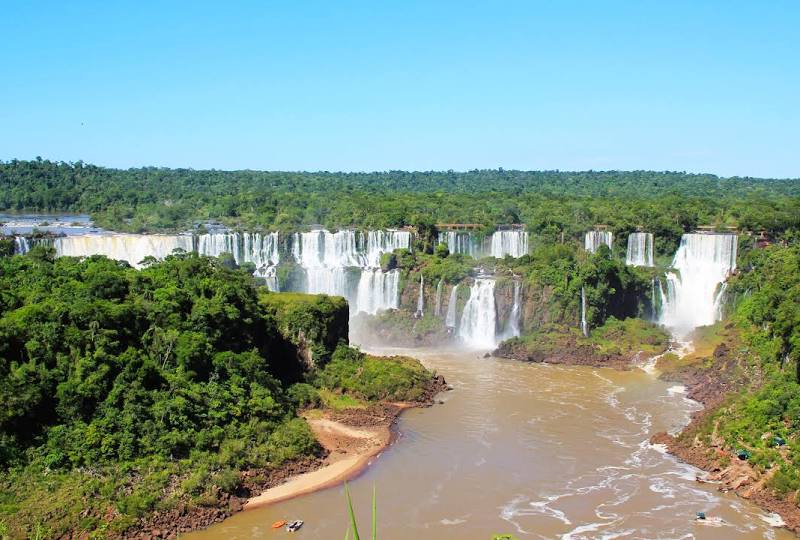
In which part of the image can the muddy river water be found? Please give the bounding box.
[188,349,793,540]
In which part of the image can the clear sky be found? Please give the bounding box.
[1,1,798,177]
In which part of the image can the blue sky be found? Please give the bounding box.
[1,1,797,177]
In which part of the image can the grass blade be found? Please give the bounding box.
[344,482,360,540]
[371,485,377,540]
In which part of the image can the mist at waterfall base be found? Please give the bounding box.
[657,233,738,340]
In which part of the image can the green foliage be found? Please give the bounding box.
[682,243,800,501]
[379,252,397,272]
[259,291,350,369]
[0,253,331,537]
[416,253,473,284]
[288,382,322,409]
[0,240,13,258]
[583,317,669,356]
[2,161,799,246]
[316,345,432,401]
[729,244,800,379]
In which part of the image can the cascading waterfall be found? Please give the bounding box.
[585,231,613,253]
[581,287,589,337]
[290,229,407,314]
[626,232,654,267]
[445,285,459,329]
[438,231,479,257]
[53,234,195,268]
[490,231,529,258]
[458,278,497,348]
[434,279,443,316]
[355,268,400,314]
[18,227,408,310]
[365,230,411,267]
[651,277,659,319]
[502,280,522,339]
[415,275,425,317]
[13,236,30,255]
[196,232,281,290]
[659,233,738,338]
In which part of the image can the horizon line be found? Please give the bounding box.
[3,157,800,182]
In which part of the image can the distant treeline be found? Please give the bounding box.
[1,159,799,242]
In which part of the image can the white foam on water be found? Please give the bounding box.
[650,443,669,454]
[561,518,622,540]
[600,530,637,540]
[528,496,572,525]
[439,517,468,526]
[761,512,786,527]
[667,385,687,395]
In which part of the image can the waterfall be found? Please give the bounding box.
[13,236,30,254]
[585,231,613,253]
[651,277,658,319]
[445,285,459,329]
[502,280,522,339]
[365,230,411,267]
[290,229,407,314]
[626,232,654,267]
[28,227,409,312]
[196,232,281,289]
[581,287,589,337]
[355,268,400,314]
[659,233,738,338]
[434,279,443,316]
[458,279,497,348]
[415,275,425,317]
[490,231,529,258]
[53,234,195,268]
[438,231,479,257]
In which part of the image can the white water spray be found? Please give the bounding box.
[585,231,613,254]
[626,232,654,267]
[581,287,589,337]
[438,231,479,257]
[53,234,195,268]
[13,236,30,254]
[501,280,522,339]
[290,229,409,314]
[659,233,737,339]
[490,231,529,258]
[416,274,425,317]
[434,279,443,316]
[458,279,497,348]
[445,285,459,329]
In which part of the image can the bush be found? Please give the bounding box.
[266,418,319,466]
[288,383,321,409]
[315,345,431,401]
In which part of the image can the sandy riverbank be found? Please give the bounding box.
[244,412,396,510]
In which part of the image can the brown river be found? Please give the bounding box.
[188,348,793,540]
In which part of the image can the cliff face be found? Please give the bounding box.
[259,291,350,374]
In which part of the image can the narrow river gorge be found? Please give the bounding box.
[187,348,792,540]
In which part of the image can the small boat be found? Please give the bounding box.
[286,520,304,532]
[271,520,287,529]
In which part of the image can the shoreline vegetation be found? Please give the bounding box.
[646,244,800,535]
[0,251,445,540]
[119,390,446,539]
